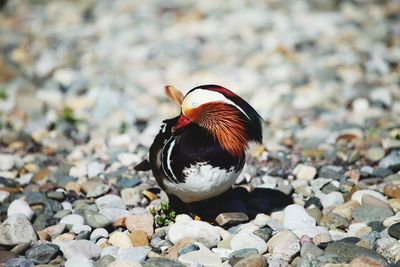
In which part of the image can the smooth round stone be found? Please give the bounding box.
[266,230,300,261]
[0,153,16,171]
[228,248,258,265]
[5,258,34,267]
[320,213,350,230]
[283,204,316,230]
[367,147,385,162]
[54,239,101,260]
[352,205,394,223]
[47,191,66,201]
[233,254,266,267]
[71,224,91,234]
[142,257,185,267]
[388,222,400,239]
[253,227,273,242]
[95,255,116,267]
[120,188,142,206]
[83,209,111,228]
[116,177,141,189]
[292,164,317,180]
[384,184,400,198]
[178,245,222,266]
[95,195,126,210]
[320,192,344,209]
[116,247,150,262]
[230,232,268,254]
[77,230,91,240]
[351,190,387,205]
[108,259,142,267]
[82,182,110,198]
[25,244,59,264]
[7,199,34,220]
[90,228,109,241]
[109,232,133,248]
[99,208,130,223]
[64,254,95,267]
[0,214,38,245]
[53,209,72,219]
[59,214,84,226]
[379,151,400,172]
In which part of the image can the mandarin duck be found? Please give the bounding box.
[143,84,263,204]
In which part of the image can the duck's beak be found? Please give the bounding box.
[172,113,191,132]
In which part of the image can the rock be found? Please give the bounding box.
[116,177,141,189]
[71,224,92,234]
[59,214,85,227]
[129,230,149,247]
[178,244,222,266]
[332,200,360,220]
[230,232,268,254]
[352,205,394,223]
[0,214,37,245]
[65,255,95,267]
[293,164,317,180]
[384,184,400,198]
[349,256,386,267]
[320,191,345,209]
[252,214,270,228]
[283,204,316,230]
[388,222,400,239]
[54,239,101,259]
[233,254,266,267]
[4,258,34,267]
[367,147,385,162]
[109,232,133,248]
[216,212,249,227]
[125,214,154,236]
[166,238,195,259]
[116,247,150,262]
[324,241,389,265]
[267,230,300,261]
[379,151,400,172]
[228,248,258,265]
[253,227,273,242]
[83,209,111,228]
[90,228,109,241]
[143,257,185,267]
[87,161,105,177]
[301,243,324,258]
[347,223,372,238]
[107,259,142,267]
[361,195,391,210]
[25,244,59,264]
[7,199,35,220]
[0,250,17,264]
[320,213,350,230]
[95,195,126,210]
[95,255,116,267]
[54,209,72,219]
[0,153,16,171]
[121,188,142,206]
[351,190,387,204]
[313,232,332,246]
[167,220,220,248]
[99,208,130,223]
[82,181,110,198]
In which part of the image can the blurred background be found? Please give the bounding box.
[0,0,399,156]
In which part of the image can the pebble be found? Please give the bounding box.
[4,258,34,267]
[109,232,134,248]
[292,164,317,180]
[320,191,345,209]
[107,259,142,267]
[121,188,142,206]
[82,181,111,198]
[362,194,391,210]
[90,228,109,241]
[116,247,150,262]
[54,239,101,259]
[7,199,35,220]
[216,212,249,227]
[228,248,258,265]
[95,255,116,267]
[65,255,95,267]
[0,250,17,264]
[230,232,268,254]
[95,195,126,210]
[234,254,266,267]
[125,214,154,236]
[379,151,400,172]
[129,230,149,247]
[59,214,85,227]
[351,190,387,205]
[332,200,360,220]
[25,244,59,264]
[83,209,111,228]
[143,257,185,267]
[267,230,300,261]
[384,184,400,198]
[388,222,400,239]
[0,214,38,245]
[352,205,394,223]
[283,204,316,230]
[178,244,222,267]
[0,153,16,171]
[99,208,130,223]
[168,220,220,248]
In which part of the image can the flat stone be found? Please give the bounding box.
[90,228,109,241]
[352,205,394,223]
[121,188,142,206]
[143,257,185,267]
[351,190,387,205]
[95,255,116,267]
[81,181,110,198]
[25,244,59,264]
[83,209,111,228]
[54,239,101,259]
[0,214,37,245]
[178,244,222,266]
[293,164,317,180]
[64,255,95,267]
[362,195,391,209]
[230,232,268,254]
[349,256,386,267]
[109,232,133,248]
[7,199,34,221]
[283,204,316,230]
[168,220,220,248]
[228,248,258,265]
[215,212,249,227]
[129,230,149,247]
[95,195,126,210]
[332,200,360,220]
[107,259,142,267]
[266,230,300,261]
[59,214,84,227]
[116,247,150,262]
[125,214,154,236]
[233,254,266,267]
[379,151,400,172]
[4,258,34,267]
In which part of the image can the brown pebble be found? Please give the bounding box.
[142,190,159,201]
[361,195,391,210]
[349,256,384,267]
[129,230,149,247]
[37,231,50,241]
[65,182,80,193]
[125,214,154,236]
[384,184,400,198]
[166,238,194,260]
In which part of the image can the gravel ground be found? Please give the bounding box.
[0,0,400,266]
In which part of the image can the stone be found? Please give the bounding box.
[230,232,268,254]
[0,250,17,264]
[95,194,126,210]
[384,184,400,198]
[143,257,185,267]
[90,228,109,241]
[116,247,150,262]
[166,238,195,260]
[59,214,84,226]
[178,243,200,256]
[178,244,222,266]
[167,220,220,248]
[367,147,385,162]
[4,258,34,267]
[379,151,400,172]
[0,214,37,245]
[129,230,149,247]
[83,182,111,198]
[321,191,345,209]
[293,164,317,180]
[388,222,400,239]
[253,227,273,242]
[233,254,266,267]
[107,260,142,267]
[228,248,258,265]
[99,208,130,223]
[324,241,389,265]
[347,223,372,238]
[54,239,101,259]
[83,209,111,228]
[65,255,95,267]
[109,232,133,248]
[215,212,249,227]
[87,161,105,177]
[71,224,92,234]
[125,214,154,236]
[349,256,385,267]
[25,244,59,264]
[283,204,316,230]
[301,242,324,258]
[54,209,72,219]
[7,199,34,220]
[313,232,332,245]
[121,188,142,206]
[352,205,393,223]
[332,200,360,220]
[95,255,116,267]
[0,153,16,171]
[351,190,387,205]
[252,214,270,228]
[320,213,350,230]
[267,230,300,261]
[361,195,391,210]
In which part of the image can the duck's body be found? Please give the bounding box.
[148,85,263,204]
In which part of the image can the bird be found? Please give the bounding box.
[139,84,263,205]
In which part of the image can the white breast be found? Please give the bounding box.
[163,163,240,203]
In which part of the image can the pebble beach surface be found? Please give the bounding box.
[0,0,400,266]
